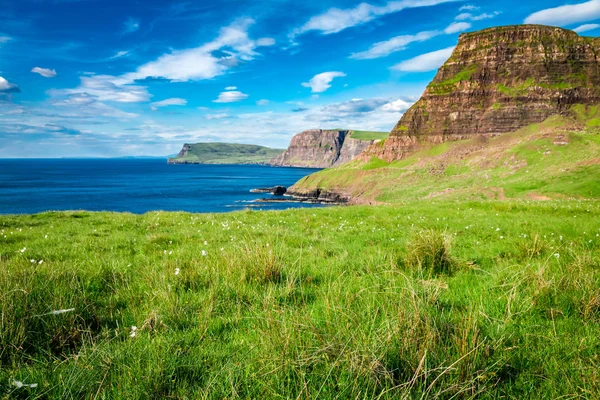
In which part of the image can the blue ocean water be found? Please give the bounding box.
[0,159,324,214]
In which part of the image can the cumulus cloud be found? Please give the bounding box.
[350,30,440,59]
[291,0,459,37]
[151,98,187,110]
[381,99,413,112]
[257,99,269,106]
[213,90,248,103]
[0,76,19,93]
[124,17,140,33]
[121,18,272,83]
[524,0,600,26]
[302,71,346,93]
[31,67,57,78]
[56,75,151,103]
[444,22,471,34]
[391,46,455,72]
[574,23,600,33]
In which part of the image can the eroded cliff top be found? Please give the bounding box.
[390,24,600,141]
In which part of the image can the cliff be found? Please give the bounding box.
[361,25,600,162]
[168,143,284,165]
[270,130,387,168]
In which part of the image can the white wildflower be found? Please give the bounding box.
[554,253,560,259]
[38,260,43,265]
[130,326,137,338]
[12,380,38,389]
[175,268,180,275]
[201,250,207,256]
[19,247,26,253]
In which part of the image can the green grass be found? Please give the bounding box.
[292,110,600,203]
[349,130,390,141]
[1,201,599,398]
[169,143,284,164]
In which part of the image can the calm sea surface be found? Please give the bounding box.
[0,159,324,214]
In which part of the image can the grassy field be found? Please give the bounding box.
[294,109,600,203]
[168,143,284,164]
[1,201,599,398]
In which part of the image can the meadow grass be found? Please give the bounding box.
[1,200,599,398]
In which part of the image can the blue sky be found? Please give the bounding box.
[1,0,599,157]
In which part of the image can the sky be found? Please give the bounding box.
[0,0,599,157]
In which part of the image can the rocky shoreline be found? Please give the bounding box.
[249,186,349,205]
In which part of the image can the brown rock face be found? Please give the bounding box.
[363,25,600,162]
[271,130,377,168]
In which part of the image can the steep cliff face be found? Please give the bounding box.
[270,130,378,168]
[362,25,600,162]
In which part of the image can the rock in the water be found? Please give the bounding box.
[272,186,287,195]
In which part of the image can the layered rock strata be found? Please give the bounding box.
[270,130,378,168]
[361,25,600,162]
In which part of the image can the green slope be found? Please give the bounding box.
[349,130,390,141]
[292,106,600,202]
[168,143,284,164]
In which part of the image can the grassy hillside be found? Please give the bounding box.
[349,130,390,141]
[294,107,600,203]
[1,201,599,398]
[169,143,284,164]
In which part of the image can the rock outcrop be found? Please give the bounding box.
[361,25,600,162]
[270,130,379,168]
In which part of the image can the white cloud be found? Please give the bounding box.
[291,0,460,37]
[351,20,470,60]
[124,17,140,33]
[256,37,276,46]
[31,67,57,78]
[444,22,471,34]
[151,98,187,110]
[391,46,455,72]
[350,30,440,59]
[225,86,238,90]
[121,18,272,83]
[381,99,412,112]
[58,75,151,103]
[0,35,11,44]
[574,23,600,33]
[524,0,600,26]
[455,11,500,21]
[213,90,248,103]
[459,5,479,11]
[0,76,19,93]
[302,71,346,93]
[111,51,130,59]
[257,99,269,106]
[205,113,230,120]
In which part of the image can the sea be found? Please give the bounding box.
[0,159,325,214]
